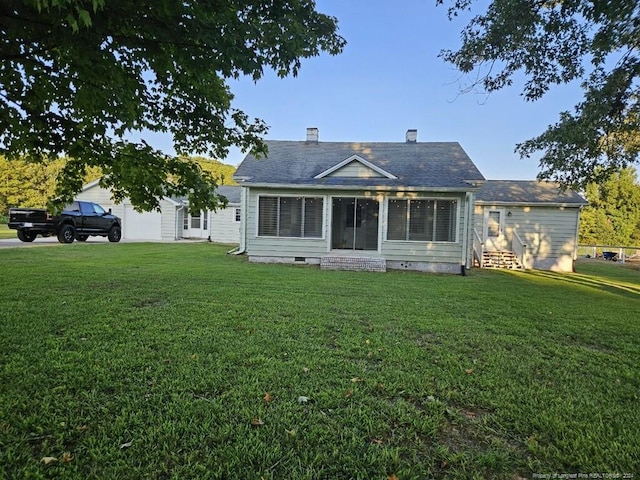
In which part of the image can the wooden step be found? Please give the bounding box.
[481,250,524,270]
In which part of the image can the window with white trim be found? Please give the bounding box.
[387,199,457,242]
[258,196,323,238]
[234,208,241,222]
[190,213,201,229]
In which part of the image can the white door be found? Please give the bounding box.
[184,210,209,239]
[123,205,162,240]
[483,209,505,251]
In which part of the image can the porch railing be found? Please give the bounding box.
[512,231,528,269]
[473,228,484,268]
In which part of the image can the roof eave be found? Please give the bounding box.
[238,182,479,193]
[475,200,588,207]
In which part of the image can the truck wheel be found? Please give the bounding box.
[17,230,36,242]
[57,224,76,243]
[107,226,121,243]
[76,235,89,241]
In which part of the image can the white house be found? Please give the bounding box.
[233,128,485,274]
[232,128,587,273]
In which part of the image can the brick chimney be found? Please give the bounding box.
[406,129,417,143]
[306,127,319,142]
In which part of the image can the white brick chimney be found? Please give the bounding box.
[306,127,319,142]
[406,129,417,143]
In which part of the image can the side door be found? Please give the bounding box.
[78,202,104,233]
[89,203,112,233]
[77,202,93,233]
[483,208,506,251]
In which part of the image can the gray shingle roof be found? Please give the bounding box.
[216,185,241,204]
[234,141,485,189]
[173,185,241,205]
[476,180,587,205]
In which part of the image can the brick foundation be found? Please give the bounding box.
[320,255,387,272]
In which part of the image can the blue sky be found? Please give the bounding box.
[155,0,584,180]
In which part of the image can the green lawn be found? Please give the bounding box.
[0,244,638,479]
[0,223,16,239]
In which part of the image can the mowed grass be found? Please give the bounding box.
[0,244,638,480]
[0,223,15,239]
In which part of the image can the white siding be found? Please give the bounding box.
[475,204,581,272]
[160,204,179,241]
[209,203,241,244]
[330,162,384,178]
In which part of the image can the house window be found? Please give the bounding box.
[258,196,323,238]
[191,212,201,229]
[183,213,188,230]
[234,208,241,222]
[387,199,457,242]
[203,210,208,230]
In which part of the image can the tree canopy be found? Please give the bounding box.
[579,167,640,246]
[0,0,345,211]
[440,0,640,189]
[0,155,236,216]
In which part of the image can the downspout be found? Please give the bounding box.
[461,192,473,274]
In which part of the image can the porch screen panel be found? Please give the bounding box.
[387,200,407,240]
[279,197,303,237]
[435,200,457,242]
[387,198,457,242]
[258,196,323,238]
[408,200,434,241]
[258,197,278,236]
[303,198,323,238]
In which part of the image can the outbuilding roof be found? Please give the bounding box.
[234,140,485,190]
[475,180,587,205]
[216,185,241,204]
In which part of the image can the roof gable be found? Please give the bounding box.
[314,155,397,180]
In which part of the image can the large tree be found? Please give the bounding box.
[0,0,344,211]
[440,0,640,189]
[579,167,640,246]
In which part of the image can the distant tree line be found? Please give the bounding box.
[0,156,236,219]
[579,168,640,247]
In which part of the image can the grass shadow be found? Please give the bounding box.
[521,268,640,299]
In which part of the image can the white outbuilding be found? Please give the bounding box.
[75,180,241,243]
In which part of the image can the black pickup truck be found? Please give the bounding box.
[8,201,122,243]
